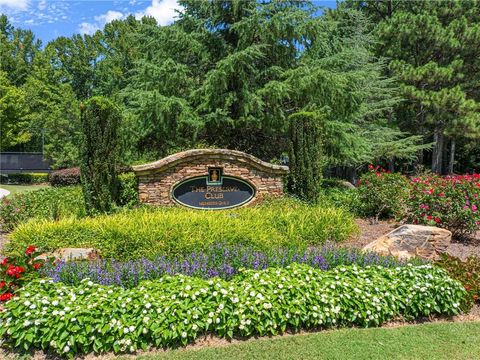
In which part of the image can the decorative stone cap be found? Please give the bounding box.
[132,149,289,175]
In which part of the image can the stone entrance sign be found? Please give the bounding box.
[132,149,289,209]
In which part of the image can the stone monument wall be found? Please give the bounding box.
[132,149,289,207]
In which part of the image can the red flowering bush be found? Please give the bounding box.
[0,245,48,302]
[356,166,410,221]
[405,174,480,238]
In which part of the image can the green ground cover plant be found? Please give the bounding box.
[0,186,85,231]
[0,264,467,358]
[7,199,357,259]
[319,188,360,215]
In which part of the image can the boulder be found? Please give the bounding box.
[340,180,356,189]
[37,248,100,262]
[363,225,451,260]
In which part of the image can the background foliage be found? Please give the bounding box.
[4,1,476,176]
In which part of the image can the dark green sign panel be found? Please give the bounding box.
[172,176,255,209]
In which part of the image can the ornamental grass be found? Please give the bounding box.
[7,199,358,260]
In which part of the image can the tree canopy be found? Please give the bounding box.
[0,1,479,175]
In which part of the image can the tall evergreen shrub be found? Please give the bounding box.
[288,112,324,202]
[79,96,121,214]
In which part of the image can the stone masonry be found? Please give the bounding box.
[132,149,289,206]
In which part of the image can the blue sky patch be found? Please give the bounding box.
[0,0,336,44]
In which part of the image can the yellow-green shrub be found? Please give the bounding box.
[7,199,357,259]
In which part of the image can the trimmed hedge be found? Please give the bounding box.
[0,264,467,357]
[0,173,49,184]
[49,167,81,187]
[7,199,358,259]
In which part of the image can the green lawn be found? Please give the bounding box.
[0,184,49,197]
[131,322,480,360]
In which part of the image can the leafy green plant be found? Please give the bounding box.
[117,172,139,207]
[357,166,410,221]
[7,199,357,260]
[319,188,360,215]
[435,254,480,304]
[0,264,467,357]
[0,186,85,231]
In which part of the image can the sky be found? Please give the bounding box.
[0,0,336,44]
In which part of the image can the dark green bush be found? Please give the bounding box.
[8,198,358,259]
[117,172,139,207]
[49,167,81,186]
[80,96,121,214]
[287,112,324,202]
[0,173,49,184]
[0,186,85,231]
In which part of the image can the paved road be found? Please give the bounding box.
[0,188,10,199]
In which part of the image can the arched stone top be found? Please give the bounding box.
[132,149,289,175]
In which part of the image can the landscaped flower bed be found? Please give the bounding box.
[0,264,467,357]
[42,243,423,288]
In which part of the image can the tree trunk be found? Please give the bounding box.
[448,138,456,175]
[388,158,395,173]
[432,126,444,174]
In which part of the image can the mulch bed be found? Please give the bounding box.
[346,219,480,260]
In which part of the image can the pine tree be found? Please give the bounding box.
[349,0,480,174]
[79,96,121,214]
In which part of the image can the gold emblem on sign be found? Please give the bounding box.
[208,167,222,185]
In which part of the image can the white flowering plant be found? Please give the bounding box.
[0,264,468,358]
